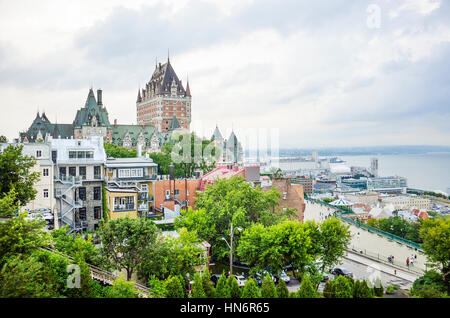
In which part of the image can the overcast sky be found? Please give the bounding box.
[0,0,449,148]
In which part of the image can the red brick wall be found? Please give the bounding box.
[153,179,201,211]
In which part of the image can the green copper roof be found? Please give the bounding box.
[73,89,111,128]
[168,115,181,130]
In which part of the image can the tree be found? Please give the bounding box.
[164,276,184,298]
[0,135,7,143]
[0,254,59,298]
[104,277,140,298]
[147,276,167,298]
[137,227,205,282]
[323,280,334,298]
[237,221,312,277]
[215,272,229,298]
[98,216,160,280]
[104,143,136,158]
[333,276,353,298]
[175,176,281,262]
[319,218,352,273]
[241,279,260,298]
[410,270,449,298]
[191,272,207,298]
[201,269,216,298]
[0,144,40,209]
[296,275,316,298]
[0,212,49,266]
[419,218,450,285]
[276,278,289,298]
[373,277,384,297]
[354,280,373,298]
[66,253,98,298]
[227,275,241,298]
[261,274,278,298]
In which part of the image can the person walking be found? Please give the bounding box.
[410,258,414,266]
[406,257,410,267]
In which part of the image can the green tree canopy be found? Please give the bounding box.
[191,272,207,298]
[276,278,289,298]
[261,274,278,298]
[227,275,241,298]
[0,144,40,210]
[164,275,185,298]
[241,278,260,298]
[333,276,353,298]
[104,277,140,298]
[98,216,161,280]
[215,272,229,298]
[296,274,316,298]
[104,143,137,158]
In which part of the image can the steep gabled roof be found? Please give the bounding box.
[168,115,181,131]
[73,88,111,128]
[212,125,223,140]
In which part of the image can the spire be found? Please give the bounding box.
[185,76,191,97]
[137,87,142,103]
[167,48,170,64]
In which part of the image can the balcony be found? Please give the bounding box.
[138,203,148,211]
[113,204,135,212]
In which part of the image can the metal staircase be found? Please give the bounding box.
[54,174,84,233]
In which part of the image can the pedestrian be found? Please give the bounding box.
[394,269,397,275]
[414,254,417,260]
[410,258,414,266]
[406,257,410,267]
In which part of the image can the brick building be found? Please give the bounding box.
[136,57,192,132]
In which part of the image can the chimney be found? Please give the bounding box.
[114,119,117,128]
[97,89,103,106]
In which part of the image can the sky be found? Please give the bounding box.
[0,0,449,149]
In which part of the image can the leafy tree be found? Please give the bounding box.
[276,278,289,298]
[98,216,160,280]
[175,176,281,262]
[241,279,260,298]
[333,276,353,298]
[164,275,184,298]
[192,272,207,298]
[319,218,352,273]
[51,226,102,266]
[147,276,167,298]
[410,270,449,298]
[137,227,204,282]
[104,277,139,298]
[237,220,311,276]
[0,187,20,217]
[261,274,278,298]
[0,144,40,208]
[0,212,49,266]
[0,254,59,298]
[104,143,136,158]
[215,272,229,298]
[32,249,70,296]
[419,218,450,285]
[66,253,98,298]
[227,275,241,298]
[296,275,316,298]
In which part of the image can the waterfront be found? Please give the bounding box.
[277,152,450,193]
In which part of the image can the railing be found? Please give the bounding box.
[309,198,424,251]
[113,204,135,212]
[39,247,153,298]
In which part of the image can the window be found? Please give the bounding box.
[69,167,76,177]
[78,208,87,220]
[86,151,94,159]
[77,151,86,159]
[69,151,76,159]
[93,187,101,200]
[59,167,66,177]
[118,169,143,178]
[165,190,170,197]
[43,189,49,198]
[43,168,49,176]
[79,166,86,179]
[78,187,86,201]
[174,189,180,196]
[36,150,42,158]
[52,150,57,163]
[94,206,101,219]
[94,166,101,179]
[141,184,148,192]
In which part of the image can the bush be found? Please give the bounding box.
[297,275,316,298]
[323,280,334,298]
[104,277,139,298]
[385,285,400,294]
[373,277,384,297]
[241,279,260,298]
[201,270,215,298]
[215,272,229,298]
[191,272,206,298]
[227,275,241,298]
[165,276,184,298]
[261,274,278,298]
[410,270,448,298]
[276,279,289,298]
[334,276,353,298]
[354,280,374,298]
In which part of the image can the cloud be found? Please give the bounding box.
[0,0,450,149]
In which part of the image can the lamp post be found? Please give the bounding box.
[221,223,242,276]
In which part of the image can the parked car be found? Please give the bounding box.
[275,271,290,284]
[331,267,353,278]
[235,275,247,287]
[250,273,264,287]
[210,274,222,287]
